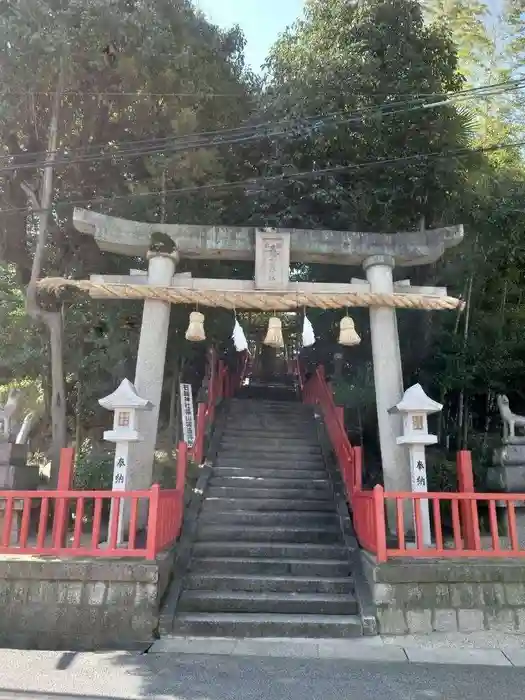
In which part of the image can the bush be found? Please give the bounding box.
[73,447,113,490]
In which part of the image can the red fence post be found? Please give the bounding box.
[193,403,206,464]
[146,484,160,560]
[176,441,188,492]
[353,446,363,493]
[373,485,388,562]
[52,447,75,549]
[57,448,75,490]
[457,450,478,550]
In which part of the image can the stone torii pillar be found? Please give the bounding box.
[130,251,178,490]
[363,254,406,494]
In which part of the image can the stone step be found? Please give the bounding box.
[222,426,314,436]
[220,442,319,453]
[196,525,341,544]
[229,407,302,414]
[224,424,314,434]
[202,497,335,512]
[189,557,352,577]
[219,446,322,458]
[215,456,324,469]
[206,486,332,500]
[192,541,347,560]
[178,590,358,615]
[227,410,308,419]
[221,436,318,448]
[197,510,339,527]
[172,612,363,638]
[212,467,328,480]
[227,410,307,417]
[185,573,354,594]
[229,401,306,410]
[229,408,302,412]
[224,413,316,430]
[209,476,330,490]
[225,414,314,423]
[222,433,315,441]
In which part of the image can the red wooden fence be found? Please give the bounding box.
[302,365,362,496]
[0,348,243,560]
[192,348,248,464]
[0,441,188,560]
[375,486,525,561]
[300,361,525,562]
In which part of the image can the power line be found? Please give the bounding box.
[1,137,522,218]
[2,79,523,175]
[3,76,523,166]
[4,75,524,98]
[5,91,253,98]
[0,110,353,167]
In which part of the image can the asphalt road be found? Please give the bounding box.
[0,650,525,700]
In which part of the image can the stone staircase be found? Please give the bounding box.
[167,390,364,638]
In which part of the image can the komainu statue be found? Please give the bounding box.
[497,394,525,442]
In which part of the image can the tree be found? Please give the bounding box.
[0,0,257,479]
[422,0,494,82]
[247,0,525,485]
[252,0,473,234]
[21,64,67,484]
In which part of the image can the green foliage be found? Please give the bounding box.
[0,0,255,446]
[247,0,474,238]
[73,442,113,490]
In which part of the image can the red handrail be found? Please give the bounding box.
[192,348,245,464]
[301,365,361,500]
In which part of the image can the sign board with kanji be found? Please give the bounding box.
[180,382,196,447]
[112,453,127,491]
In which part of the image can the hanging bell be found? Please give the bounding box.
[338,315,361,346]
[185,311,206,342]
[263,316,284,348]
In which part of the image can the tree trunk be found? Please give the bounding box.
[47,311,67,483]
[23,61,67,487]
[457,272,474,450]
[74,363,83,463]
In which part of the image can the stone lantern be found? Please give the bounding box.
[389,383,442,546]
[99,379,152,542]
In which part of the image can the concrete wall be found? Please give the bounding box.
[0,552,174,650]
[362,553,525,635]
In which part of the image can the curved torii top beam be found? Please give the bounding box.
[73,208,464,268]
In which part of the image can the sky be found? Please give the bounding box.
[196,0,306,71]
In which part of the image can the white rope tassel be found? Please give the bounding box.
[264,316,284,348]
[185,311,206,342]
[232,318,248,352]
[338,315,361,346]
[302,314,316,347]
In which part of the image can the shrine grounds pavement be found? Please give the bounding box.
[3,635,525,700]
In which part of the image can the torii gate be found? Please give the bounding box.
[38,208,464,500]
